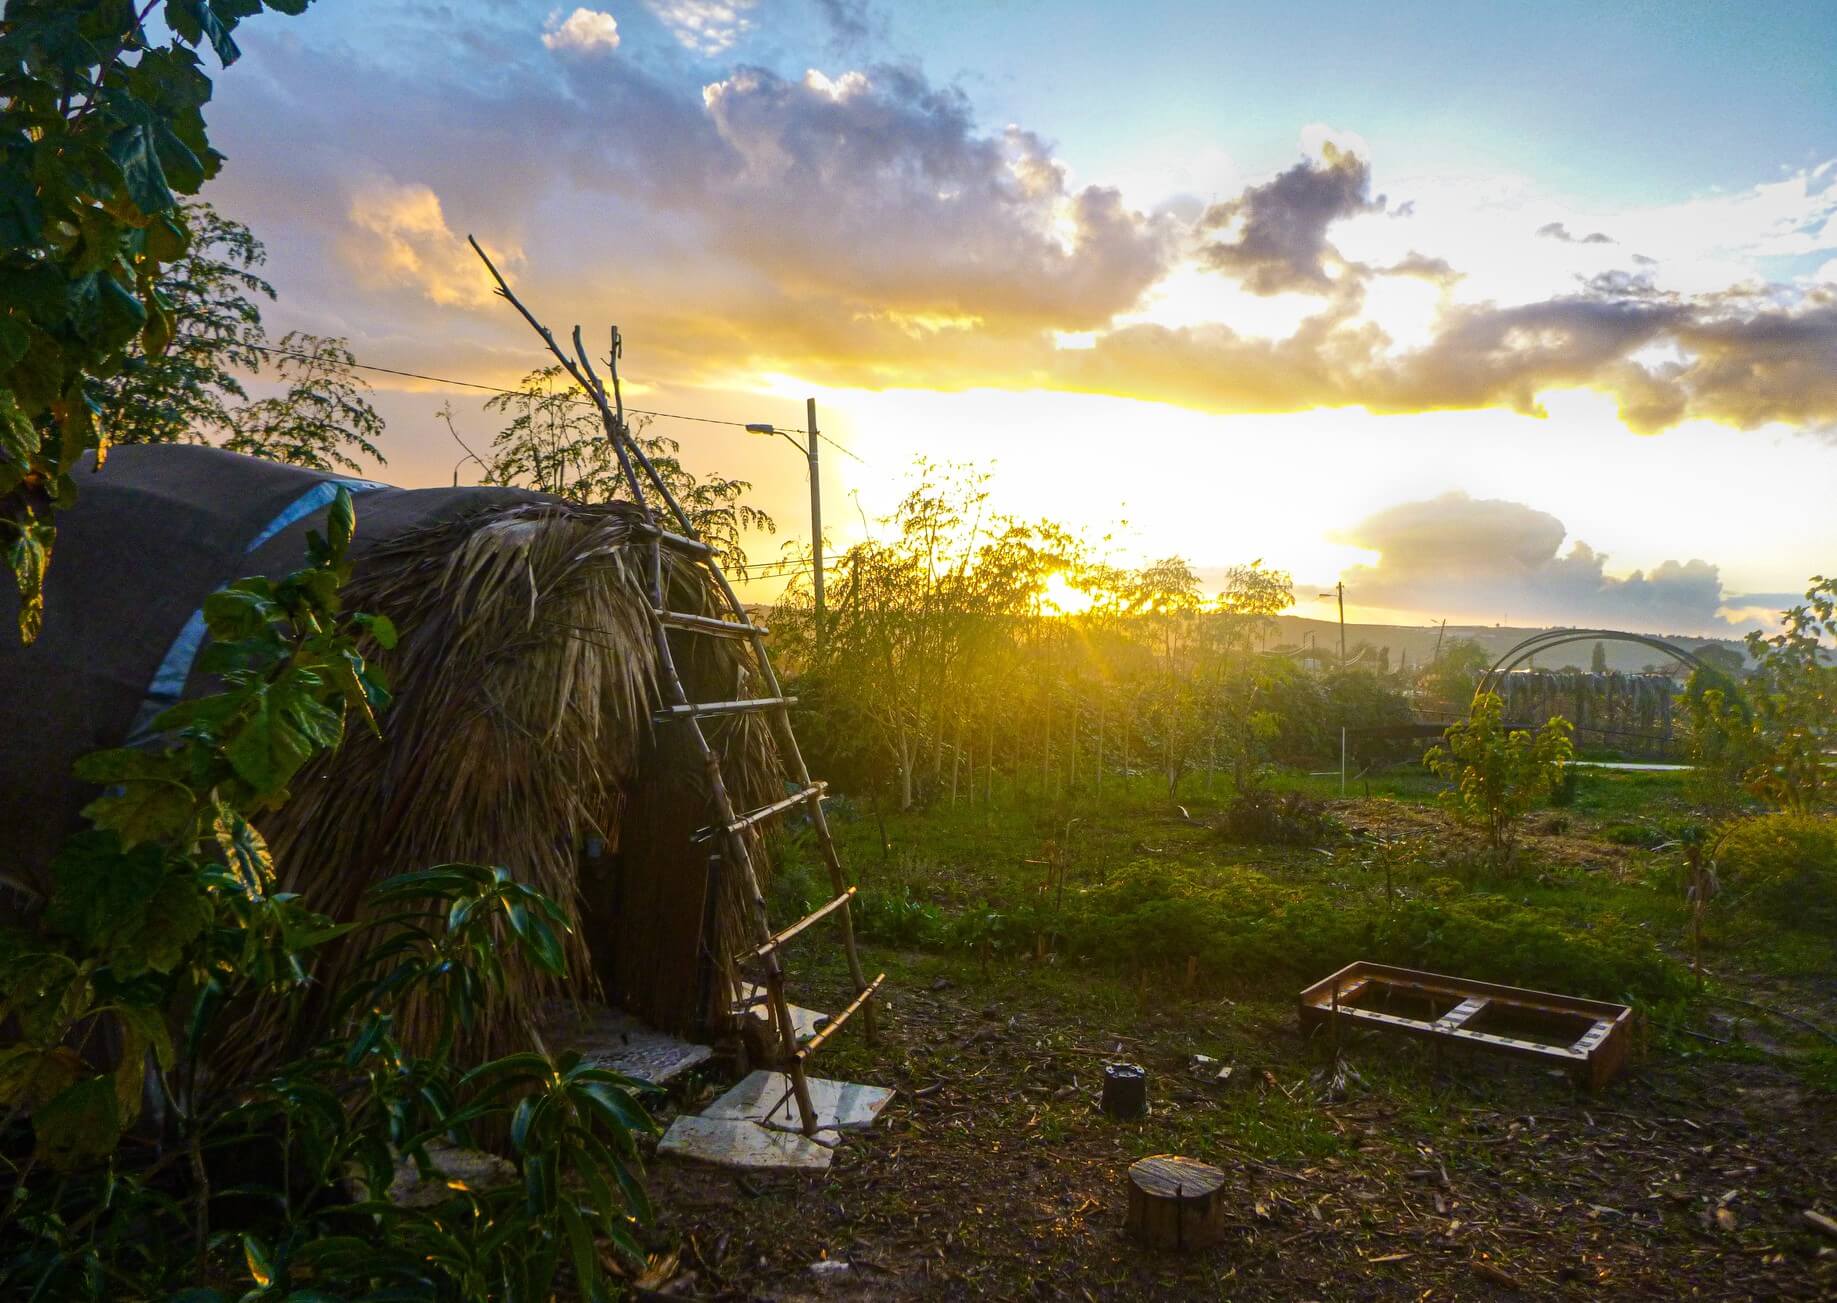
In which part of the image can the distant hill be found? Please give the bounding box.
[1266,615,1750,674]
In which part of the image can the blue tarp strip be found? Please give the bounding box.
[129,478,386,740]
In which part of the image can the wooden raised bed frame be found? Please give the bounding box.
[1298,962,1633,1089]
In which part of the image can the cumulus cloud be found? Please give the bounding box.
[344,178,519,308]
[643,0,755,56]
[1198,143,1381,294]
[542,7,621,54]
[1331,492,1753,633]
[206,20,1837,443]
[1537,220,1615,244]
[695,65,1172,327]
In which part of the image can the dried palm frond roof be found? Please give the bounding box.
[0,446,783,1080]
[250,495,782,1070]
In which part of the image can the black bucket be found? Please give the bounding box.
[1101,1062,1148,1119]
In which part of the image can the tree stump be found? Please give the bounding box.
[1124,1155,1227,1250]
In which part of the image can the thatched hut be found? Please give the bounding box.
[0,444,784,1062]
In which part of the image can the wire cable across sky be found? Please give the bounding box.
[243,341,868,463]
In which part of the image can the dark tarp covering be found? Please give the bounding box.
[0,444,540,897]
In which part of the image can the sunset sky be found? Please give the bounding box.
[204,0,1836,634]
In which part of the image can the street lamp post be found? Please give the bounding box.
[1318,581,1346,668]
[747,397,825,658]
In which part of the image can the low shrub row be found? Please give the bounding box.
[779,854,1691,1005]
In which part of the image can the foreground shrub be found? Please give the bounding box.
[1425,694,1574,866]
[1217,790,1339,846]
[0,494,655,1299]
[1716,812,1837,932]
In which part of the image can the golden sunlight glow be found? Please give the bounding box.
[1041,570,1096,615]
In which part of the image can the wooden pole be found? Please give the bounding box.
[807,397,824,660]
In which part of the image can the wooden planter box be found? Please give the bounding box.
[1298,962,1633,1089]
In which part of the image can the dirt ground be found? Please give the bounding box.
[623,783,1837,1301]
[634,965,1836,1300]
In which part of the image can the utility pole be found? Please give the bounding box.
[747,398,826,658]
[808,397,824,659]
[1318,581,1346,668]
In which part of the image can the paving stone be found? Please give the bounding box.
[657,1115,837,1171]
[544,1004,713,1086]
[702,1070,895,1133]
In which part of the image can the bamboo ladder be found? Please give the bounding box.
[471,240,882,1136]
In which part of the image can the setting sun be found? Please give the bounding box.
[1040,571,1096,616]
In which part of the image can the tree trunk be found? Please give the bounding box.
[896,727,915,811]
[1042,697,1052,796]
[950,711,964,806]
[986,718,995,808]
[1096,702,1105,794]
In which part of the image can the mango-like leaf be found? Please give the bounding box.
[242,1232,276,1289]
[6,516,53,642]
[325,484,355,561]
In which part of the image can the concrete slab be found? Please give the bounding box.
[543,1004,713,1086]
[737,984,829,1043]
[657,1115,838,1171]
[702,1070,895,1134]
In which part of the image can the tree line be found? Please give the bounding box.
[764,463,1431,810]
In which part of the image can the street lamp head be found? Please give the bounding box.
[744,423,775,434]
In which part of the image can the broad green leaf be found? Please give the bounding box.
[35,1075,120,1170]
[167,0,244,65]
[202,579,278,641]
[75,748,196,847]
[0,164,44,247]
[354,611,398,649]
[0,1044,82,1111]
[222,678,340,793]
[106,122,176,217]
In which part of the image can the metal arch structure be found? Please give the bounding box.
[1473,628,1715,703]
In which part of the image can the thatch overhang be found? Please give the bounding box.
[1,445,782,1070]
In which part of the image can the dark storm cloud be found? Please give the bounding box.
[1196,145,1381,293]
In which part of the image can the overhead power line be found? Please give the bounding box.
[241,341,868,463]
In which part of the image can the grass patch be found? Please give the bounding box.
[773,768,1698,1008]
